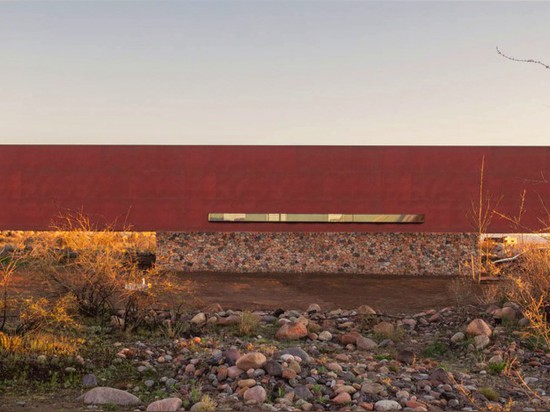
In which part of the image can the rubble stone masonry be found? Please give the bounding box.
[156,232,478,275]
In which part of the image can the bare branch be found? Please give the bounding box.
[496,46,550,70]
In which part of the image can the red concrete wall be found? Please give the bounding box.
[0,145,549,233]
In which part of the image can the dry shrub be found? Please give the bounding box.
[26,211,188,330]
[506,246,550,348]
[17,294,79,335]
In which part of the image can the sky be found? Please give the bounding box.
[1,1,549,146]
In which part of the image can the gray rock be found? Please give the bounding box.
[81,387,141,406]
[277,347,311,364]
[82,374,97,388]
[294,385,314,401]
[396,349,415,365]
[356,336,378,350]
[265,360,283,377]
[474,334,490,350]
[451,332,465,343]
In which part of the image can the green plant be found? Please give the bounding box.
[479,386,499,402]
[422,341,448,358]
[488,361,506,375]
[189,381,203,405]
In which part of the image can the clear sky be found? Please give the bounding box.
[1,1,549,146]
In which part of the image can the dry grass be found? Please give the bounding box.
[0,331,83,357]
[238,311,260,337]
[505,246,550,349]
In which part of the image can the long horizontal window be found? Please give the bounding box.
[208,213,424,223]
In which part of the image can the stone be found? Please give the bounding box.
[356,336,378,350]
[396,349,415,365]
[332,392,351,404]
[375,400,402,411]
[227,365,244,379]
[191,312,206,324]
[451,332,465,343]
[488,355,504,365]
[81,387,141,406]
[430,367,451,385]
[361,382,385,395]
[217,315,240,326]
[474,334,490,350]
[357,304,377,315]
[82,374,97,388]
[278,347,311,364]
[294,385,314,401]
[318,331,332,341]
[236,352,266,370]
[238,378,257,388]
[307,303,321,313]
[282,368,297,380]
[341,331,362,345]
[265,360,283,377]
[146,398,183,411]
[275,321,308,340]
[495,306,516,321]
[243,385,266,403]
[335,385,357,394]
[373,321,395,336]
[466,319,492,336]
[327,362,343,374]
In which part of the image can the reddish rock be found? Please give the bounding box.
[275,321,308,340]
[236,352,266,370]
[332,392,352,404]
[341,331,362,345]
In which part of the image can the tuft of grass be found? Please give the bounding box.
[197,394,217,411]
[488,361,506,375]
[238,311,260,337]
[422,341,448,359]
[479,386,499,402]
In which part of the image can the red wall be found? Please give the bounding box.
[1,145,549,233]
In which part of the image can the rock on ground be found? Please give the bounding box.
[235,352,267,370]
[466,318,492,336]
[275,321,308,340]
[81,387,141,406]
[146,397,182,411]
[243,385,267,403]
[375,399,402,411]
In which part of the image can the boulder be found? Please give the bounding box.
[81,387,140,406]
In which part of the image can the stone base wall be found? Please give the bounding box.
[156,232,478,276]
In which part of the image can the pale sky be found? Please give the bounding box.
[1,1,549,146]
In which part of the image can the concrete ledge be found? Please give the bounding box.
[156,232,478,275]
